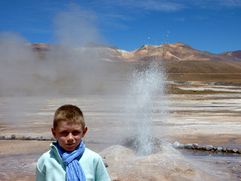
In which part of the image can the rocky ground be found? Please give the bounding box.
[0,80,241,181]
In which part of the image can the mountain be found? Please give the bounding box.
[111,43,241,75]
[31,42,241,74]
[222,50,241,60]
[112,42,241,62]
[31,42,241,62]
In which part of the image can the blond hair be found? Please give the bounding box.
[53,104,85,129]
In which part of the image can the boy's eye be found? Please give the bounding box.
[60,131,69,137]
[59,130,81,137]
[72,130,81,136]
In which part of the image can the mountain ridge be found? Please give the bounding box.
[30,42,241,82]
[31,42,241,62]
[113,42,241,62]
[31,42,241,75]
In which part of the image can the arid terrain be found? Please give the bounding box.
[1,78,241,181]
[0,43,241,180]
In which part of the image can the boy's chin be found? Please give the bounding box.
[63,145,77,152]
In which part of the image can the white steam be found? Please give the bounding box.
[0,5,120,125]
[0,5,112,97]
[53,5,102,47]
[0,32,37,96]
[124,62,167,155]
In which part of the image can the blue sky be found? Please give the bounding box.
[0,0,241,53]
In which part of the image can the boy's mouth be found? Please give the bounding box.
[65,144,76,150]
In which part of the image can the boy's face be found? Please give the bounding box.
[52,120,87,152]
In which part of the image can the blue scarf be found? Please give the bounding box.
[56,141,86,181]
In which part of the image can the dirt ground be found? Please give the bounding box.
[0,79,241,181]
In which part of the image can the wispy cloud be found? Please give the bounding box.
[83,0,185,31]
[90,0,241,12]
[86,0,241,23]
[215,0,241,7]
[178,0,241,9]
[116,0,184,12]
[94,0,185,12]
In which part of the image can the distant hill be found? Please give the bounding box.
[222,50,241,60]
[32,42,241,75]
[113,42,241,62]
[112,43,241,75]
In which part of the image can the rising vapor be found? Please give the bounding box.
[0,4,115,97]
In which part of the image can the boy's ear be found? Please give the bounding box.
[83,127,88,136]
[51,128,56,138]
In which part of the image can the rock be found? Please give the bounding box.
[184,144,193,149]
[205,145,214,151]
[172,141,241,155]
[173,141,184,148]
[100,145,223,181]
[232,148,238,153]
[217,146,223,151]
[192,143,199,149]
[226,148,234,153]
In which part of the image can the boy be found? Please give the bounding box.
[36,104,111,181]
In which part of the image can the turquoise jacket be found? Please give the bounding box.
[36,143,111,181]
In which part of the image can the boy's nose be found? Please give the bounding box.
[67,133,74,141]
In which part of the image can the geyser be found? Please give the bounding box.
[124,62,166,155]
